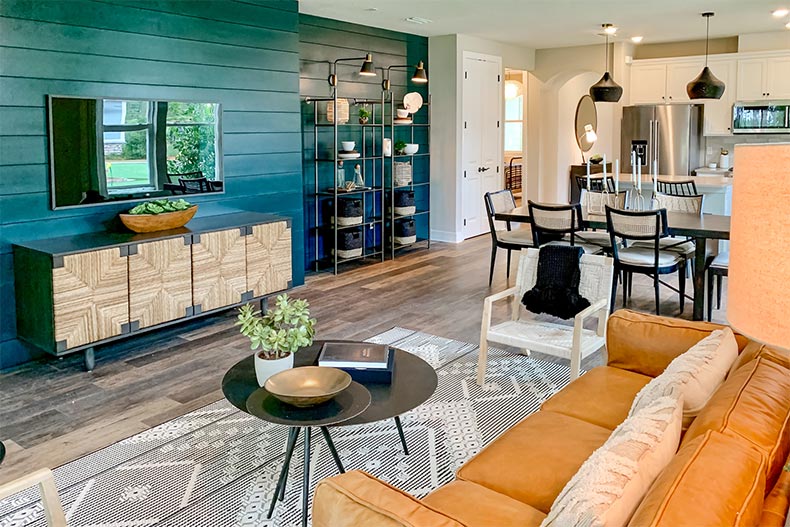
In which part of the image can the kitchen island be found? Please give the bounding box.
[605,173,733,216]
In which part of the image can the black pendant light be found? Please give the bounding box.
[589,24,623,103]
[687,13,725,100]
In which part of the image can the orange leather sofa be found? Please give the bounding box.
[312,310,790,527]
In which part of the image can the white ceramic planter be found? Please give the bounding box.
[254,352,294,387]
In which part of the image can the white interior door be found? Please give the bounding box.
[462,53,503,239]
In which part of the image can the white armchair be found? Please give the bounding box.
[0,468,66,526]
[478,248,614,385]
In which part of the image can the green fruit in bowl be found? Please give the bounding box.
[128,198,193,215]
[589,154,603,164]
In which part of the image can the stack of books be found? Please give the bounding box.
[318,342,394,383]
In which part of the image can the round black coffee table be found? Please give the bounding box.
[221,340,437,526]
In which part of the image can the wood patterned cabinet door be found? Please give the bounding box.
[192,228,247,312]
[129,237,193,329]
[246,221,292,297]
[52,248,129,350]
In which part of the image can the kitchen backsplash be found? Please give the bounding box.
[704,134,790,166]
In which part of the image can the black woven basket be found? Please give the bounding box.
[338,197,362,217]
[394,189,415,207]
[339,229,363,250]
[395,218,416,237]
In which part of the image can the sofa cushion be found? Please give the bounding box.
[457,410,612,513]
[423,480,547,527]
[761,452,790,527]
[312,471,464,527]
[683,357,790,492]
[729,340,790,377]
[541,366,651,430]
[542,391,683,527]
[628,431,766,527]
[629,328,738,428]
[606,309,748,378]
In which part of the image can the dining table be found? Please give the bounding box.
[494,206,731,321]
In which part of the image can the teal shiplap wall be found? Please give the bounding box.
[0,0,304,369]
[297,15,429,267]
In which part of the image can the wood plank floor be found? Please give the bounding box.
[0,235,728,483]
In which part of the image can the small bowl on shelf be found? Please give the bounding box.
[264,366,352,408]
[402,143,419,155]
[341,141,355,152]
[396,108,410,119]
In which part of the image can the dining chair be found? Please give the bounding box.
[168,171,203,185]
[0,469,66,526]
[707,252,729,321]
[656,179,697,196]
[478,248,613,383]
[527,201,602,255]
[576,190,628,254]
[506,157,523,199]
[574,175,615,195]
[179,176,211,194]
[484,190,534,286]
[605,206,686,315]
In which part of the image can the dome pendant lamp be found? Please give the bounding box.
[687,12,725,100]
[589,24,623,103]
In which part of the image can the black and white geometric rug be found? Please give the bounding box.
[0,328,578,527]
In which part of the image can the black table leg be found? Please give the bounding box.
[319,426,345,473]
[692,237,707,321]
[268,427,300,518]
[301,427,312,527]
[394,416,409,455]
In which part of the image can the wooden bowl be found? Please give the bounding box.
[119,205,198,233]
[264,366,352,408]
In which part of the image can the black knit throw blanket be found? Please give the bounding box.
[521,245,591,320]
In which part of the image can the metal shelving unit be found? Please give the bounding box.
[308,94,386,274]
[384,93,431,258]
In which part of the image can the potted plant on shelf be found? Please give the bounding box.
[358,107,371,125]
[394,140,407,156]
[237,294,317,386]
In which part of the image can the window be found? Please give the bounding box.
[504,80,524,153]
[101,100,155,191]
[165,102,218,180]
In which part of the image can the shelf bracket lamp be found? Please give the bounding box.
[589,24,623,103]
[380,61,428,91]
[687,12,725,100]
[328,53,377,88]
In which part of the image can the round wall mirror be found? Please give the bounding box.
[575,95,598,154]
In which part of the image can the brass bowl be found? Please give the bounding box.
[264,366,352,408]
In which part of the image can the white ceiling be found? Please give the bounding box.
[298,0,790,49]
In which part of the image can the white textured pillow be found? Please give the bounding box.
[629,327,738,427]
[541,390,683,527]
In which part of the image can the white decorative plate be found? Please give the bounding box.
[403,92,423,114]
[338,152,361,159]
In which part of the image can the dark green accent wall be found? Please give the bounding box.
[298,15,429,266]
[0,0,304,369]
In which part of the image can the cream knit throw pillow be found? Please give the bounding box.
[541,390,683,527]
[628,327,738,428]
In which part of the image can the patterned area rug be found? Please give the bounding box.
[0,328,578,527]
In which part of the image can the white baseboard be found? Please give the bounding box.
[430,229,464,243]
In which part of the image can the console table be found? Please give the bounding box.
[13,211,292,370]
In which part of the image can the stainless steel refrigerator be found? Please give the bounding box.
[621,104,704,176]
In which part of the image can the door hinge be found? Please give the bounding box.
[463,219,467,226]
[497,166,500,173]
[497,120,500,128]
[464,121,467,129]
[463,170,466,178]
[464,71,468,79]
[497,74,501,82]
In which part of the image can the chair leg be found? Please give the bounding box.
[678,266,685,315]
[506,249,512,280]
[488,245,497,286]
[716,274,723,309]
[627,271,633,298]
[622,271,628,307]
[707,269,714,322]
[654,275,661,316]
[610,270,619,314]
[477,338,489,386]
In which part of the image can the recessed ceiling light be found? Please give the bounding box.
[772,8,789,17]
[631,36,644,43]
[365,7,378,11]
[405,16,432,24]
[604,24,618,35]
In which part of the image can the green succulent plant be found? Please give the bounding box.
[358,107,371,119]
[236,294,316,360]
[127,198,192,215]
[394,140,407,153]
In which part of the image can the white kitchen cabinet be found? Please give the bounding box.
[666,62,704,103]
[703,59,737,136]
[630,63,668,104]
[737,56,790,100]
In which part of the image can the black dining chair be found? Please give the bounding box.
[527,201,602,255]
[633,193,702,275]
[575,175,616,195]
[179,176,211,194]
[605,206,686,315]
[657,179,697,196]
[168,171,203,185]
[576,189,628,254]
[484,190,534,286]
[707,252,729,321]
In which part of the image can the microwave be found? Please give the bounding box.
[732,102,790,134]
